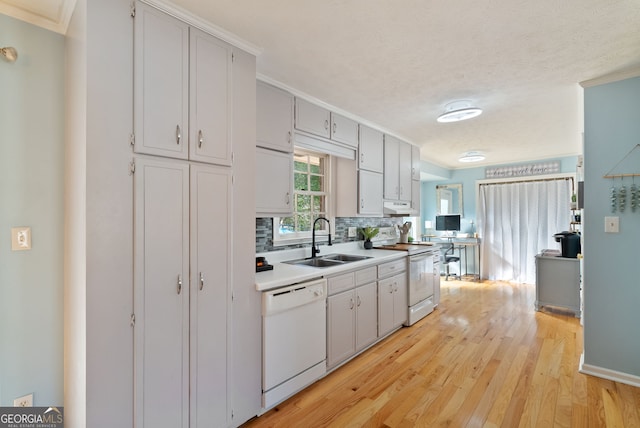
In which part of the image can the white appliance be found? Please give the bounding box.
[374,227,439,326]
[262,278,327,411]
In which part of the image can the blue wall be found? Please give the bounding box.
[0,15,64,405]
[420,156,579,236]
[583,75,640,379]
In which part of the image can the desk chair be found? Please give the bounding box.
[443,242,460,280]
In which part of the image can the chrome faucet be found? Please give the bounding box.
[311,217,332,258]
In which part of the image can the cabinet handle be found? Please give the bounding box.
[332,122,337,134]
[199,272,204,291]
[198,130,203,148]
[360,152,364,164]
[389,285,394,294]
[350,298,355,310]
[176,125,181,145]
[324,119,329,130]
[361,198,364,209]
[177,275,182,294]
[357,296,361,307]
[285,192,290,205]
[287,131,291,145]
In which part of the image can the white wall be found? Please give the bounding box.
[0,13,65,406]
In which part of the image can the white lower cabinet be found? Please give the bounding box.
[378,271,408,337]
[134,157,231,428]
[327,268,378,369]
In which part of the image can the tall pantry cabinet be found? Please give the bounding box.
[132,2,258,427]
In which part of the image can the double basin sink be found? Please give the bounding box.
[283,253,372,268]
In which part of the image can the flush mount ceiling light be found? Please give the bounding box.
[459,151,486,163]
[437,100,482,123]
[1,46,18,62]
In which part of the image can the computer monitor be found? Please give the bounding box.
[435,214,461,232]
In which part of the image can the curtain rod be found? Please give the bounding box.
[479,177,573,186]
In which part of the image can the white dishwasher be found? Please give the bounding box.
[262,277,327,411]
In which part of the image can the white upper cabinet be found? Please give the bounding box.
[359,125,384,173]
[330,113,359,148]
[384,135,412,202]
[412,145,421,180]
[189,28,233,165]
[295,98,331,138]
[359,170,384,216]
[255,147,293,216]
[134,3,189,159]
[257,81,294,152]
[134,3,232,166]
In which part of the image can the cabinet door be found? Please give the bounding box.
[359,170,383,216]
[134,157,190,428]
[398,141,412,202]
[411,145,421,180]
[134,3,189,159]
[327,290,356,368]
[359,125,384,173]
[377,277,395,337]
[255,147,293,216]
[355,282,378,351]
[189,28,233,165]
[383,135,400,199]
[190,165,231,427]
[257,81,294,152]
[411,179,421,213]
[295,98,330,138]
[331,112,358,148]
[394,273,408,327]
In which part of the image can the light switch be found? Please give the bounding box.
[604,216,619,233]
[11,227,32,250]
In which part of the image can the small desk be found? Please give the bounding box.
[424,236,481,281]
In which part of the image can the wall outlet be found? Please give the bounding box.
[604,216,619,233]
[11,227,32,251]
[14,393,33,407]
[348,227,357,238]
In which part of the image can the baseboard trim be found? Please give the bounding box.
[579,353,640,388]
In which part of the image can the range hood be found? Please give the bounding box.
[383,201,416,216]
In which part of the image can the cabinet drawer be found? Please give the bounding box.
[355,266,377,286]
[327,272,356,295]
[378,258,406,279]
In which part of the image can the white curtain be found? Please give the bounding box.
[477,178,572,283]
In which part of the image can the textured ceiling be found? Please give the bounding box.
[3,0,640,170]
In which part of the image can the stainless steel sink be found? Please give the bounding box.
[283,253,372,268]
[322,254,373,262]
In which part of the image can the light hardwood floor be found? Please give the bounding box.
[243,279,640,427]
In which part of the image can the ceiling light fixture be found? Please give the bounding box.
[1,46,18,62]
[459,151,486,163]
[437,100,482,123]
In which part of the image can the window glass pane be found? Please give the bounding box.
[294,172,307,191]
[312,195,322,212]
[297,194,311,212]
[310,175,323,192]
[296,213,311,232]
[294,158,307,172]
[278,217,295,235]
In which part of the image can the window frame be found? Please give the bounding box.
[273,148,333,246]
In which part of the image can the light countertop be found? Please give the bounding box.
[256,242,407,291]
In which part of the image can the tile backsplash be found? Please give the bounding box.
[256,217,403,253]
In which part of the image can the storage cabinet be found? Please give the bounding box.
[383,135,412,201]
[257,81,294,153]
[411,179,421,213]
[535,254,581,317]
[377,258,407,337]
[295,97,359,147]
[359,125,384,173]
[134,158,232,427]
[256,147,293,216]
[335,158,384,217]
[134,2,232,166]
[411,145,421,180]
[326,268,378,369]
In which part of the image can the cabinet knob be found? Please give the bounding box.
[176,125,181,145]
[198,130,204,148]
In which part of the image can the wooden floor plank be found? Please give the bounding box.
[243,279,640,428]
